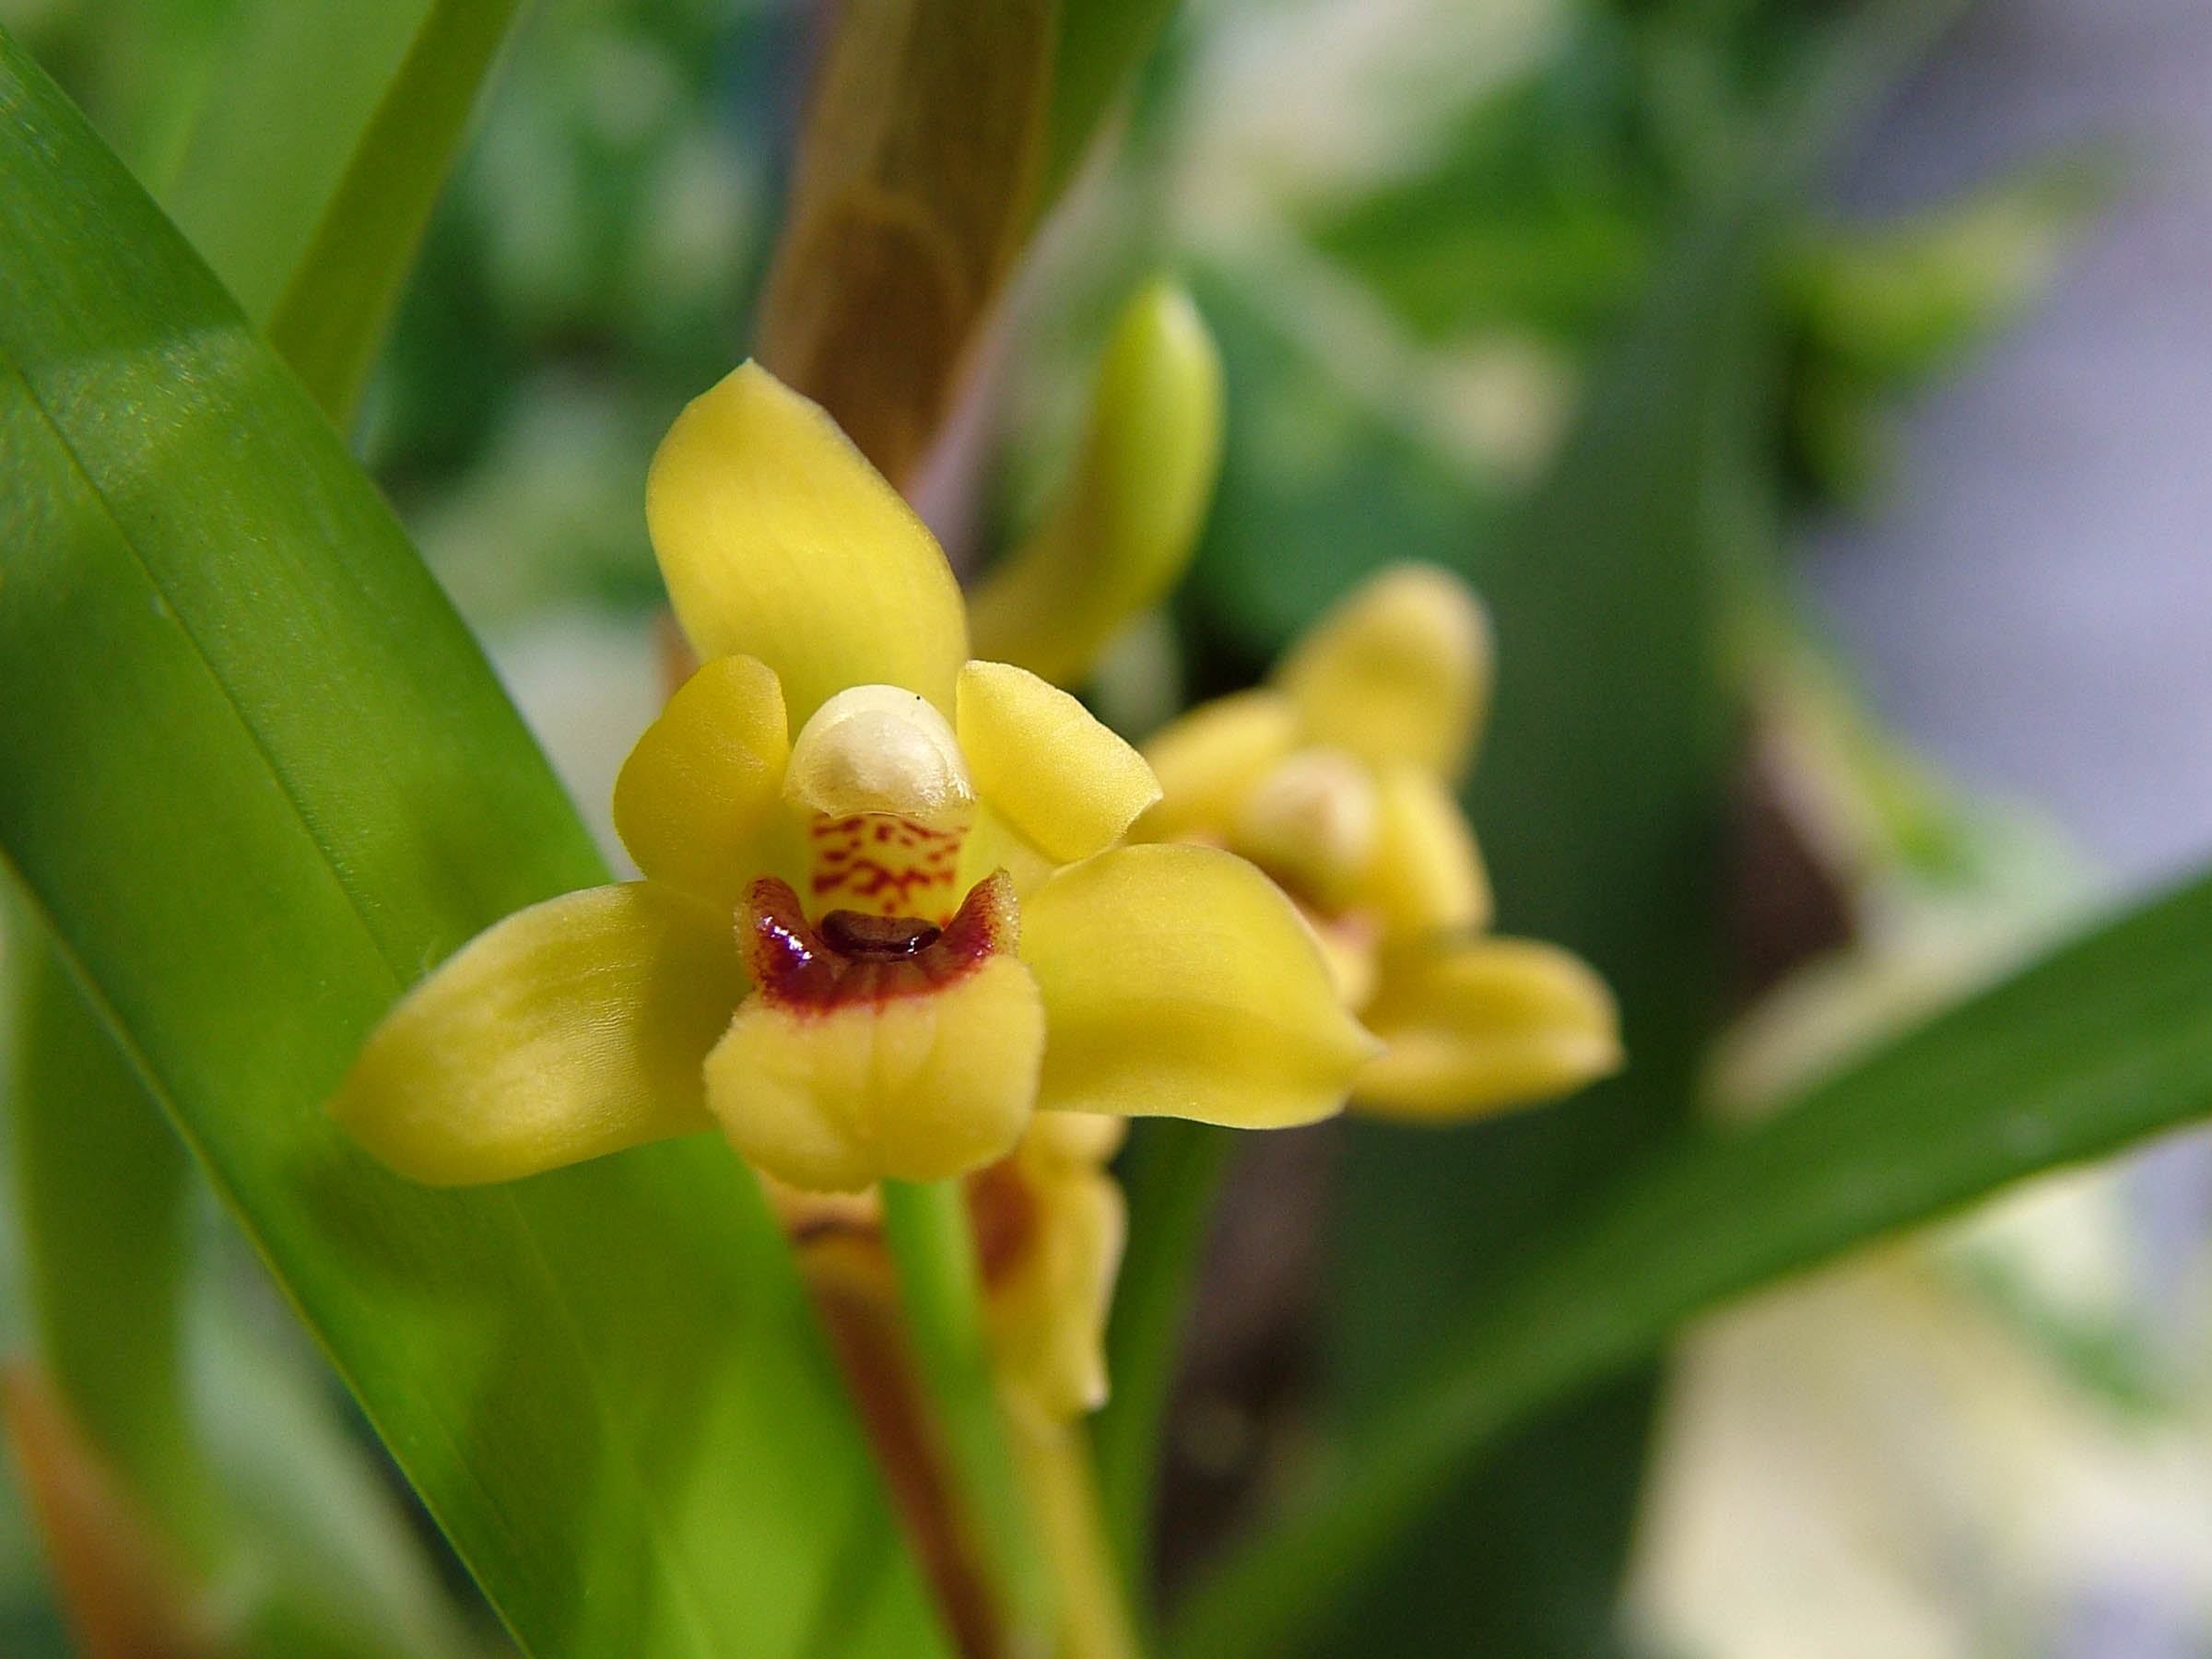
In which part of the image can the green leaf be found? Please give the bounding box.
[0,35,947,1659]
[7,888,482,1659]
[6,0,241,194]
[152,0,524,427]
[7,0,541,1643]
[1088,1117,1230,1620]
[5,912,215,1564]
[1170,862,2212,1659]
[189,1250,487,1659]
[262,0,526,426]
[160,0,434,318]
[1038,0,1180,208]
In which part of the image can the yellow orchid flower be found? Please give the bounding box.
[968,1112,1126,1423]
[1135,562,1622,1119]
[334,363,1375,1194]
[763,1111,1125,1424]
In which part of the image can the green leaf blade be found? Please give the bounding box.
[264,0,524,426]
[161,0,434,324]
[5,917,213,1561]
[0,36,947,1659]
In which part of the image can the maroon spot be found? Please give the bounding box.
[965,1158,1038,1288]
[742,873,1015,1012]
[821,911,941,959]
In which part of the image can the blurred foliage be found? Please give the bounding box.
[0,0,2166,1653]
[367,0,791,623]
[1,22,951,1658]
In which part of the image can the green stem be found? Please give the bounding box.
[1009,1406,1142,1659]
[880,1177,1054,1652]
[1088,1120,1234,1612]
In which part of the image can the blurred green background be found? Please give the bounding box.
[6,0,2212,1654]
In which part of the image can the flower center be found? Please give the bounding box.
[784,685,975,923]
[818,910,942,958]
[805,813,966,921]
[742,872,1015,1012]
[1232,747,1377,915]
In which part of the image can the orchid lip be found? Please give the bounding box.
[806,812,964,919]
[819,910,942,959]
[740,872,1017,1013]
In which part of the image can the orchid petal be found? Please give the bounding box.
[1019,843,1378,1129]
[1132,688,1301,842]
[960,800,1065,901]
[331,885,740,1184]
[1359,764,1493,935]
[704,956,1046,1193]
[612,653,795,912]
[958,661,1160,865]
[1356,936,1621,1120]
[1275,563,1492,781]
[984,1145,1125,1420]
[646,361,968,723]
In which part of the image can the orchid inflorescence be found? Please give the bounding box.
[333,311,1618,1439]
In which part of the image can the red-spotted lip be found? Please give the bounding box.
[741,871,1017,1012]
[807,813,962,913]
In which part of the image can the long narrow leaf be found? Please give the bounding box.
[1169,864,2212,1659]
[1312,2,1970,1648]
[263,0,524,425]
[1038,0,1180,208]
[5,912,214,1563]
[0,37,947,1659]
[159,0,437,321]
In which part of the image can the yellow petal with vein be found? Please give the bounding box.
[1231,747,1377,916]
[1360,764,1493,936]
[1356,936,1621,1121]
[613,654,794,912]
[1019,843,1378,1128]
[1132,688,1301,842]
[647,361,968,723]
[1275,563,1492,781]
[704,956,1045,1193]
[331,885,740,1184]
[958,661,1161,865]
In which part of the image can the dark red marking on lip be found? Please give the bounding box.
[820,910,941,958]
[808,859,957,902]
[742,872,1016,1012]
